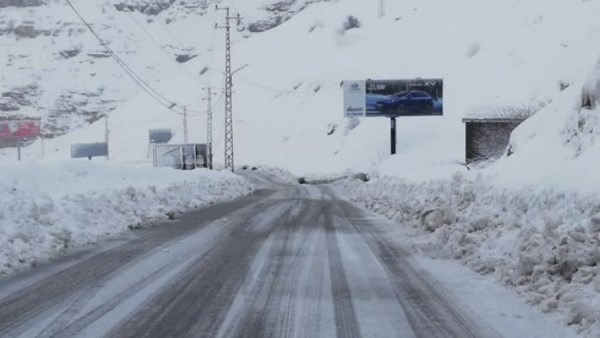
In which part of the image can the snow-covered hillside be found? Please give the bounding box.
[3,0,600,334]
[0,0,326,138]
[4,0,600,183]
[340,173,600,336]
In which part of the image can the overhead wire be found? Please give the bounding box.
[236,76,285,93]
[156,17,187,49]
[64,0,191,116]
[235,75,333,96]
[67,1,325,123]
[125,7,225,114]
[126,10,208,86]
[207,28,218,86]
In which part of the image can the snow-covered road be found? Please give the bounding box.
[0,175,569,337]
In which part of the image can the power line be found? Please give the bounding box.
[207,28,218,85]
[64,0,189,115]
[236,76,334,95]
[126,10,209,86]
[237,76,284,92]
[157,18,187,49]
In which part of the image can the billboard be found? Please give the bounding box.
[149,129,173,144]
[0,119,41,138]
[344,78,443,117]
[71,143,109,159]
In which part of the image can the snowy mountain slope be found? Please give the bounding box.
[227,0,600,176]
[3,0,600,333]
[4,0,600,179]
[0,0,326,138]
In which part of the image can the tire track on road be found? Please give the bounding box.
[108,193,300,338]
[219,197,319,337]
[322,200,361,338]
[0,189,275,337]
[325,187,499,338]
[255,200,320,338]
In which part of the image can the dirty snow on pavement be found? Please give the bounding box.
[0,160,253,276]
[413,256,577,338]
[339,174,600,337]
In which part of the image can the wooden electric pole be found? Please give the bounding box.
[202,87,217,170]
[183,106,189,144]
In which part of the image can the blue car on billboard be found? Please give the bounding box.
[366,90,437,115]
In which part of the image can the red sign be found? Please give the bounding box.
[0,120,41,138]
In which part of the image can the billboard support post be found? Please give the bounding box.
[104,115,110,161]
[390,117,396,155]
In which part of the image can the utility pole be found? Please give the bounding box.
[379,0,385,17]
[202,87,217,170]
[105,114,110,161]
[215,6,241,172]
[183,106,189,144]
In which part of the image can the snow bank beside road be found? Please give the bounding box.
[341,174,600,336]
[0,161,253,276]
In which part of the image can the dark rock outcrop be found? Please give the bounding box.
[175,54,197,63]
[114,0,176,16]
[14,25,40,38]
[0,85,40,111]
[59,48,81,59]
[0,0,44,8]
[246,0,331,33]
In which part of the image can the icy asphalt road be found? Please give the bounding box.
[0,174,500,338]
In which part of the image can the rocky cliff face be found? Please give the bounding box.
[0,0,326,142]
[246,0,326,33]
[114,0,176,16]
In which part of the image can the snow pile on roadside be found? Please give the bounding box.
[0,161,253,275]
[340,174,600,336]
[250,166,299,185]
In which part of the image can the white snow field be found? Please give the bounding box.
[5,0,598,176]
[0,161,253,276]
[3,0,600,335]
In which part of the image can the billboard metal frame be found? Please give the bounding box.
[343,78,444,154]
[0,119,42,161]
[149,129,173,144]
[71,142,109,159]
